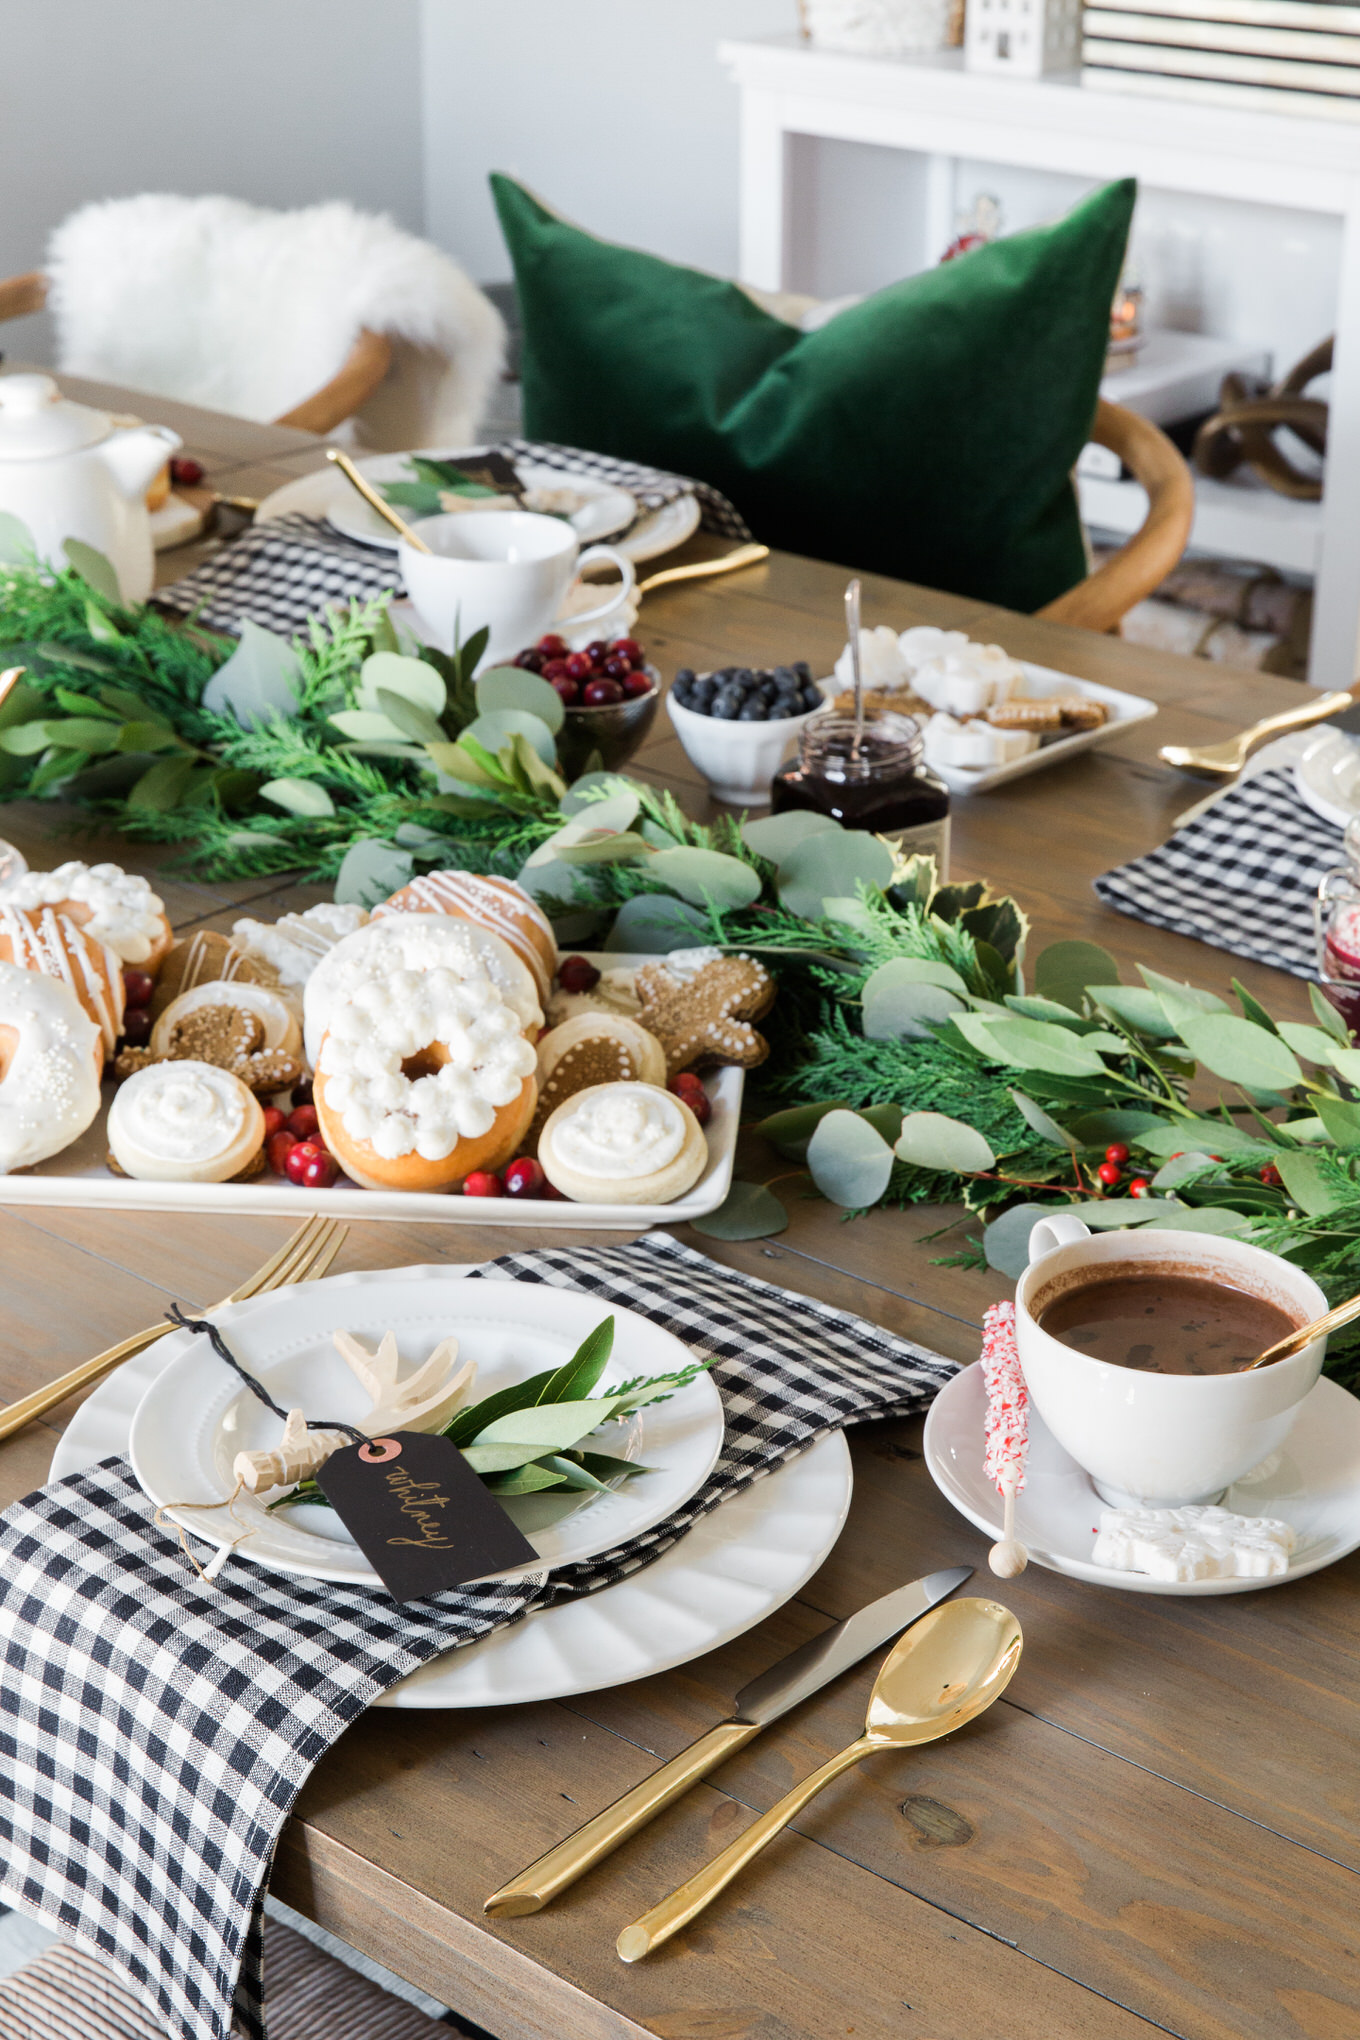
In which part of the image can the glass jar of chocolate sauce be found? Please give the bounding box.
[770,712,951,875]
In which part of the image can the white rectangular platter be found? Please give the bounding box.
[2,954,742,1230]
[926,659,1157,795]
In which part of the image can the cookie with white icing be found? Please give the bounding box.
[529,1013,666,1151]
[634,952,774,1074]
[108,1061,265,1182]
[303,913,543,1069]
[0,962,103,1172]
[150,980,302,1062]
[231,902,369,993]
[148,929,275,1022]
[538,1081,707,1205]
[0,861,171,970]
[545,966,641,1029]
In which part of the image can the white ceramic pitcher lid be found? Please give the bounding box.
[0,373,109,460]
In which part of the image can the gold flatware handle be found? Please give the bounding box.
[617,1733,879,1962]
[638,544,769,597]
[1159,688,1356,773]
[0,1325,170,1442]
[485,1719,759,1918]
[326,446,432,552]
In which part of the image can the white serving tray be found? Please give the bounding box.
[925,659,1157,795]
[2,954,742,1229]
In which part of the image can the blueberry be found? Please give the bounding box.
[734,668,754,687]
[675,667,696,686]
[793,661,812,683]
[738,700,766,720]
[799,687,822,712]
[712,693,742,720]
[772,666,796,688]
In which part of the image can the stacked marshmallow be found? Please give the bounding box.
[833,626,1038,772]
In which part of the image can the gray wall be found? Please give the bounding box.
[0,0,425,364]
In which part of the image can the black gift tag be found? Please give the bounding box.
[316,1432,538,1602]
[443,450,524,497]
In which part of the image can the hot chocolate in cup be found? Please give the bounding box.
[399,511,635,664]
[1016,1215,1328,1509]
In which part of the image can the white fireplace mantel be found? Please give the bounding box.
[719,33,1360,685]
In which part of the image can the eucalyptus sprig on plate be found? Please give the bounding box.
[273,1315,717,1518]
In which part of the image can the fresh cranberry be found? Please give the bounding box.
[262,1105,286,1140]
[558,955,601,994]
[462,1169,502,1197]
[286,1104,320,1141]
[1260,1163,1283,1187]
[611,637,644,663]
[285,1140,326,1185]
[291,1077,314,1108]
[298,1149,337,1189]
[503,1156,546,1198]
[514,647,546,672]
[121,1008,152,1048]
[537,633,569,657]
[602,654,633,681]
[268,1130,299,1175]
[621,670,653,698]
[541,1181,567,1200]
[541,658,570,684]
[170,455,205,487]
[1104,1142,1130,1166]
[669,1074,711,1125]
[582,677,623,706]
[1128,1177,1152,1198]
[1096,1160,1121,1189]
[564,650,594,681]
[122,969,154,1010]
[550,674,581,706]
[584,640,610,662]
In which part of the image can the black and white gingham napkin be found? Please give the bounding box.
[1095,766,1340,979]
[0,1234,953,2040]
[156,441,750,640]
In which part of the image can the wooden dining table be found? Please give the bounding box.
[1,377,1357,2040]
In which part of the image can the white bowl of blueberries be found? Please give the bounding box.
[667,662,829,805]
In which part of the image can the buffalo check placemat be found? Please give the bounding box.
[0,1234,953,2040]
[156,440,750,640]
[1094,766,1341,979]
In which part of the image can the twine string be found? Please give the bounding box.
[164,1306,366,1443]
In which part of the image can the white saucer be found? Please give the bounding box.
[924,1361,1360,1594]
[1295,727,1360,830]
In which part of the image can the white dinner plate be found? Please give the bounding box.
[924,1360,1360,1594]
[1295,727,1360,831]
[922,660,1157,795]
[325,448,636,550]
[128,1267,723,1588]
[53,1266,854,1709]
[256,465,702,565]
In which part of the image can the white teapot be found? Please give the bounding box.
[0,374,181,604]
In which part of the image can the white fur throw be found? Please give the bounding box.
[46,194,505,449]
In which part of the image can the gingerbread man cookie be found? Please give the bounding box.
[116,1002,302,1095]
[634,950,775,1073]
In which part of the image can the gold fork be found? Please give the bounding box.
[0,1215,349,1443]
[1159,683,1360,778]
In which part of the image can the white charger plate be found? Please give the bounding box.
[924,1360,1360,1594]
[326,449,636,550]
[256,465,702,565]
[128,1267,723,1587]
[52,1266,854,1708]
[0,954,742,1228]
[922,661,1157,795]
[1295,727,1360,830]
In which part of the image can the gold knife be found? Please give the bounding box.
[483,1564,971,1917]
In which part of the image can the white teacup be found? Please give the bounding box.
[399,511,636,663]
[1016,1215,1327,1508]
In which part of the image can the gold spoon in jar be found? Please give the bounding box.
[1245,1289,1360,1369]
[615,1596,1022,1963]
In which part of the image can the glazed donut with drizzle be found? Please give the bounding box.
[0,905,124,1064]
[0,860,172,970]
[375,872,557,1002]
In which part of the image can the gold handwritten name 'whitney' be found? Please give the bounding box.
[383,1466,456,1550]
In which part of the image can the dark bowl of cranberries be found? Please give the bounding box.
[513,634,659,778]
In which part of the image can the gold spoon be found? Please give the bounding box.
[615,1596,1022,1963]
[325,446,432,553]
[1245,1289,1360,1369]
[1159,683,1359,779]
[636,542,769,597]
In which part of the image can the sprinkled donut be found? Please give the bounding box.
[107,1060,265,1183]
[0,961,103,1172]
[0,905,125,1062]
[538,1081,708,1206]
[375,873,558,1002]
[0,861,171,970]
[303,913,543,1069]
[315,966,538,1193]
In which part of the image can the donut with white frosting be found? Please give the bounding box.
[151,980,302,1061]
[374,873,558,1002]
[314,966,538,1192]
[538,1081,707,1206]
[0,961,103,1172]
[303,913,543,1068]
[0,861,171,970]
[107,1061,264,1183]
[231,902,369,992]
[0,905,125,1063]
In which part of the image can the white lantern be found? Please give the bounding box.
[964,0,1082,75]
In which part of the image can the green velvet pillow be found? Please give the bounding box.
[491,173,1135,614]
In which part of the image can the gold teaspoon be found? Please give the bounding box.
[616,1596,1022,1963]
[325,446,432,552]
[1246,1289,1360,1369]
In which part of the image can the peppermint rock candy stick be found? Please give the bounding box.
[982,1299,1029,1578]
